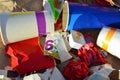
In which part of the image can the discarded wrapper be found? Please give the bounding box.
[5,37,55,74]
[44,32,72,62]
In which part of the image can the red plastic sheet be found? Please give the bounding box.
[63,60,88,80]
[78,43,107,67]
[5,37,55,74]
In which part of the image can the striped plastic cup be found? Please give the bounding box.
[0,11,54,45]
[97,27,120,59]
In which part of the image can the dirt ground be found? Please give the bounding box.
[0,0,15,12]
[0,0,44,12]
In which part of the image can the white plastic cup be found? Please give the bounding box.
[0,11,54,45]
[97,27,120,59]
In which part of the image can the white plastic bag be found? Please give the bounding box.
[39,67,65,80]
[85,64,114,80]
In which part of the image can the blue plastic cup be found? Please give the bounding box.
[62,1,120,31]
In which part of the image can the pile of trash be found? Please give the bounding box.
[0,0,120,80]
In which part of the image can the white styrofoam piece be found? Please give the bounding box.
[69,30,86,49]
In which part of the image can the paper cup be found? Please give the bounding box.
[97,27,120,59]
[0,11,54,45]
[62,1,120,31]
